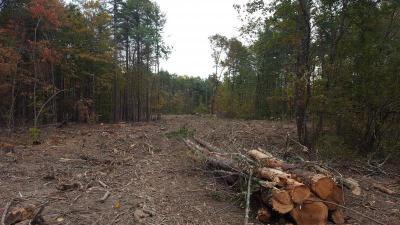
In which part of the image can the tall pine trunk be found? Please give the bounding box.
[294,0,311,146]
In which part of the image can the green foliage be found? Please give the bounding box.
[315,134,359,160]
[194,103,208,114]
[165,125,195,139]
[29,127,40,143]
[225,0,400,158]
[0,0,170,125]
[157,71,210,115]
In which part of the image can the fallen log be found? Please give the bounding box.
[325,185,344,210]
[250,149,360,198]
[185,139,351,225]
[193,136,223,153]
[184,139,238,172]
[338,177,361,196]
[290,196,329,225]
[249,149,338,201]
[249,149,346,224]
[257,168,311,204]
[260,187,294,214]
[270,188,294,214]
[286,180,312,204]
[248,149,295,170]
[331,209,345,224]
[310,164,361,196]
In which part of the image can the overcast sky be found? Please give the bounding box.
[155,0,248,78]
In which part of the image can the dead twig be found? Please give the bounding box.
[279,134,309,152]
[1,200,13,225]
[98,180,108,189]
[244,169,253,225]
[99,191,111,203]
[72,194,82,204]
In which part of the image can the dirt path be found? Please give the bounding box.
[0,115,399,225]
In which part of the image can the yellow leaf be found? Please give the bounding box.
[114,201,121,209]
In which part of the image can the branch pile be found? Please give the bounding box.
[184,138,357,225]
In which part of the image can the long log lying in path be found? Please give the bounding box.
[184,139,238,172]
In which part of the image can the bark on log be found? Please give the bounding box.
[248,149,295,170]
[249,150,340,203]
[184,139,238,172]
[193,137,223,153]
[257,167,291,185]
[186,143,347,225]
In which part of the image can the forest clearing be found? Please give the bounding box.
[1,0,400,224]
[0,115,399,225]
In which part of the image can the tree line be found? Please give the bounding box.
[0,0,199,129]
[209,0,400,157]
[1,0,399,157]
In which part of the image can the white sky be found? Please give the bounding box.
[155,0,248,78]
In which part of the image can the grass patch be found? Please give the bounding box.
[165,125,195,139]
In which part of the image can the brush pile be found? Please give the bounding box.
[184,138,358,225]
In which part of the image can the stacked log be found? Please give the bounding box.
[184,138,348,225]
[248,149,345,225]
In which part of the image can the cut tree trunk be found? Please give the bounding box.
[325,185,344,210]
[290,196,329,225]
[331,209,345,224]
[260,188,294,214]
[290,169,336,201]
[286,179,311,204]
[185,139,349,225]
[257,168,311,204]
[249,149,338,201]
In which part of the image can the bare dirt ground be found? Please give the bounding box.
[0,115,399,225]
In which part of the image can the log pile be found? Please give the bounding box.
[184,138,354,225]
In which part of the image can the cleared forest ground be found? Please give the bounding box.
[0,115,399,225]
